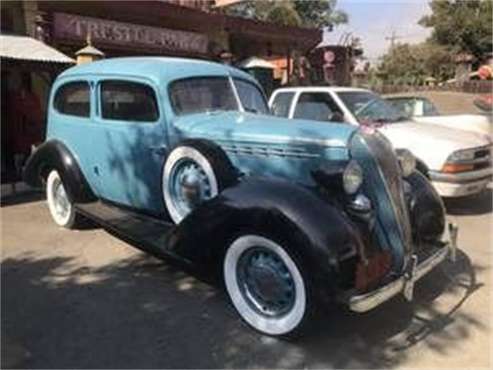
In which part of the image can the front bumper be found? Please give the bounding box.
[430,167,492,197]
[348,223,458,313]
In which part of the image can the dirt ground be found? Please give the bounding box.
[1,186,491,369]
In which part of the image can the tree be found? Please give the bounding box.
[378,42,455,85]
[419,0,492,61]
[291,0,348,29]
[223,0,348,29]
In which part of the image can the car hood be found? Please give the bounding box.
[378,120,492,169]
[412,114,491,136]
[173,111,357,148]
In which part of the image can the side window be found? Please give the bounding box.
[271,92,294,117]
[54,81,90,117]
[101,81,158,122]
[293,92,344,122]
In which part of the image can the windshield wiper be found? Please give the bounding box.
[244,107,259,113]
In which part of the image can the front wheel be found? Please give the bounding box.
[46,170,79,229]
[163,140,236,224]
[224,234,311,337]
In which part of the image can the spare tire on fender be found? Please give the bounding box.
[163,139,237,224]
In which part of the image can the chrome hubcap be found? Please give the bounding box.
[171,160,212,217]
[237,247,296,317]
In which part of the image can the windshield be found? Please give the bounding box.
[169,76,269,116]
[233,78,269,114]
[169,77,238,115]
[338,91,406,124]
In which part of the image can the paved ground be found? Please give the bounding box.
[1,187,491,369]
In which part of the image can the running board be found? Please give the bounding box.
[75,202,187,264]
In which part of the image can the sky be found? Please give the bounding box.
[323,0,432,63]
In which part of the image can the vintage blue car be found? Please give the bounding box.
[24,57,457,337]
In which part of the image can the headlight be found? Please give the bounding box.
[396,149,416,177]
[343,160,363,194]
[447,148,476,162]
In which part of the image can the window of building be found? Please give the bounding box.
[293,92,344,122]
[270,92,294,118]
[54,82,91,117]
[101,81,159,122]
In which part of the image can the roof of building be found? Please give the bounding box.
[0,34,75,64]
[59,57,258,85]
[75,44,105,57]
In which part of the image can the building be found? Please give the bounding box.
[1,0,322,183]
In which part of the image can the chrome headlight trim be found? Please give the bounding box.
[396,149,416,177]
[343,160,363,194]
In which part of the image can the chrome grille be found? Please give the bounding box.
[350,130,413,271]
[363,133,413,252]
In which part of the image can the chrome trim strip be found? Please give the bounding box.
[220,143,321,159]
[429,166,493,183]
[215,137,347,148]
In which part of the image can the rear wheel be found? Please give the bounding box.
[224,234,311,337]
[46,170,78,229]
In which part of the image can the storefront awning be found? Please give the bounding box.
[238,57,275,69]
[0,34,74,64]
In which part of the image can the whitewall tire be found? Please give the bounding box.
[224,235,308,336]
[163,145,219,224]
[46,170,77,228]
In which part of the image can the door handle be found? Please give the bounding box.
[149,146,167,156]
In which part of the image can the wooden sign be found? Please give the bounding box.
[53,13,209,54]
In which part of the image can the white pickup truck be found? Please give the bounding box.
[269,87,492,198]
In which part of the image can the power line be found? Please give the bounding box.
[385,30,404,49]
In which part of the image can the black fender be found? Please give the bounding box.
[23,140,96,203]
[167,177,364,300]
[406,170,445,242]
[415,158,430,179]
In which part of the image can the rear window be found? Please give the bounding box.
[54,81,90,117]
[270,92,294,117]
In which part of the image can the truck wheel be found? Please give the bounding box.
[224,234,312,337]
[163,140,236,224]
[46,170,79,229]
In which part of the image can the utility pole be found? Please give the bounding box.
[385,30,403,49]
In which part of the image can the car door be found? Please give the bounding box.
[91,78,168,214]
[47,79,104,195]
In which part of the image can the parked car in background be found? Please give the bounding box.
[270,87,492,198]
[474,94,493,113]
[385,95,491,136]
[24,57,457,337]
